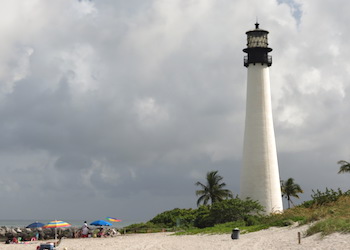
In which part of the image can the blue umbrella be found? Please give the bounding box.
[90,220,112,226]
[26,222,45,228]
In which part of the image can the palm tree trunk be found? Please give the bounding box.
[287,196,291,209]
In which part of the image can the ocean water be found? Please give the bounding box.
[0,219,133,228]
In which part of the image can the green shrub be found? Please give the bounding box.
[149,208,197,228]
[123,222,159,233]
[193,205,214,228]
[245,215,262,226]
[301,188,350,207]
[209,198,264,225]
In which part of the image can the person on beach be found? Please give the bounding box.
[81,221,90,238]
[97,227,104,237]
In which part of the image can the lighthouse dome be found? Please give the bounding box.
[243,22,272,67]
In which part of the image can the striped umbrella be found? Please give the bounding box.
[43,220,71,240]
[106,217,122,222]
[44,220,71,228]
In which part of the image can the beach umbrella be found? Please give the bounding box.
[44,220,71,228]
[26,221,45,240]
[26,221,45,228]
[43,220,71,240]
[106,217,122,222]
[90,220,112,226]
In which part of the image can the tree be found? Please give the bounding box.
[337,160,350,174]
[195,170,233,206]
[281,178,303,209]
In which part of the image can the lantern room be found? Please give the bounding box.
[243,23,272,67]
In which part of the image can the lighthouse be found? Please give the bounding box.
[240,23,283,213]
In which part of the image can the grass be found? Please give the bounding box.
[174,221,270,235]
[306,218,350,236]
[305,196,350,236]
[176,196,350,236]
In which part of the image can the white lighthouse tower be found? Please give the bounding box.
[240,23,283,214]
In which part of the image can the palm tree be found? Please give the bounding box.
[281,178,303,209]
[195,170,233,206]
[338,160,350,174]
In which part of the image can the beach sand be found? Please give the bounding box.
[1,224,349,250]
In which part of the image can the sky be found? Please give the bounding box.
[0,0,349,223]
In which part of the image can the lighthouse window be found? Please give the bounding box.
[247,34,268,48]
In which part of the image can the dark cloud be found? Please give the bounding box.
[0,0,349,222]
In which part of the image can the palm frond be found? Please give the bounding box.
[281,177,303,208]
[338,160,350,174]
[195,170,233,206]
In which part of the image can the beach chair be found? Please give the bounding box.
[37,243,55,250]
[37,237,63,250]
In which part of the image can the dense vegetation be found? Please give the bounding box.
[123,197,263,233]
[123,188,350,237]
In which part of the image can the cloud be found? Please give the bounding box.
[0,0,348,221]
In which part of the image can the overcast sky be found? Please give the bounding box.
[0,0,349,223]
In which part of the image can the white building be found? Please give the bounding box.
[240,23,283,214]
